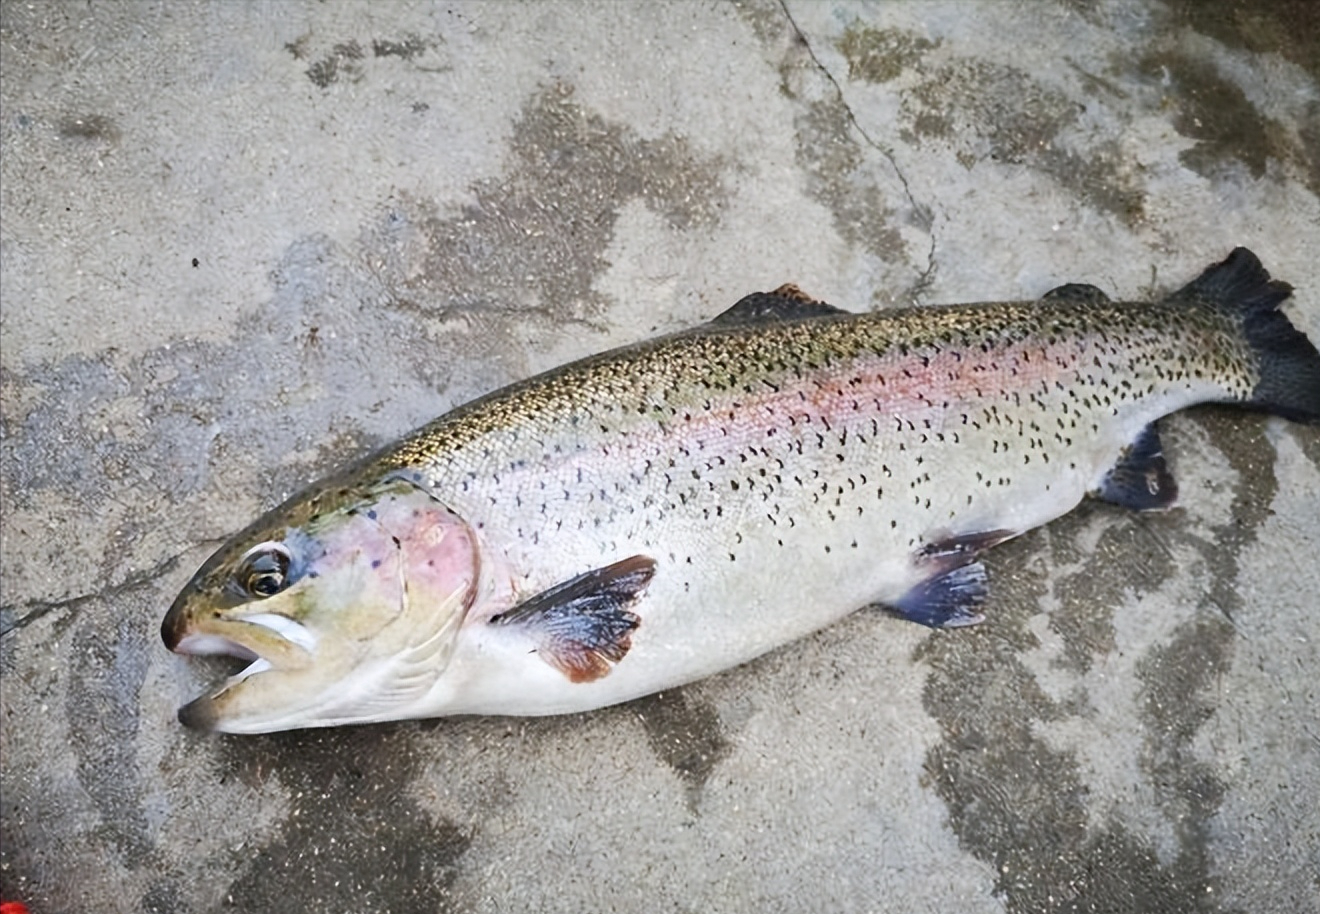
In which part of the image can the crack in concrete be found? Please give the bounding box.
[778,0,938,301]
[0,551,187,638]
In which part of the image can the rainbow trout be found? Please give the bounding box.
[162,248,1320,733]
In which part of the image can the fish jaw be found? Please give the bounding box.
[163,480,481,733]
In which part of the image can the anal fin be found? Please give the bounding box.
[1093,423,1177,511]
[489,555,655,683]
[887,562,989,629]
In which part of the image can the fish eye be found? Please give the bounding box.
[236,543,292,600]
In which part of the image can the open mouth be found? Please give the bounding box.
[163,610,316,727]
[165,611,316,663]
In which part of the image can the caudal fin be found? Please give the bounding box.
[1170,247,1320,423]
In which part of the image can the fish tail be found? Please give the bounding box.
[1171,247,1320,423]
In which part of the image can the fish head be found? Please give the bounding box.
[162,476,479,733]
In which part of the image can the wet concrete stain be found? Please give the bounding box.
[363,83,725,331]
[1171,0,1320,78]
[58,113,120,143]
[1136,617,1233,895]
[790,95,909,270]
[1299,97,1320,203]
[292,31,451,87]
[905,61,1079,160]
[1184,412,1281,619]
[372,34,432,61]
[902,59,1146,224]
[64,605,153,866]
[217,727,471,914]
[1290,419,1320,471]
[731,0,786,46]
[916,411,1286,913]
[1,354,144,510]
[306,40,366,88]
[749,2,1152,226]
[631,690,733,811]
[735,1,934,301]
[1049,509,1176,674]
[836,23,938,84]
[1138,51,1302,189]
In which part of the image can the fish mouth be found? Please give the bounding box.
[163,607,316,729]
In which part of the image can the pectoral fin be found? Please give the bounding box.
[1093,423,1177,510]
[489,555,656,683]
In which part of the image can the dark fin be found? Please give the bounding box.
[1168,247,1293,312]
[488,555,655,683]
[1170,247,1320,423]
[1092,423,1178,510]
[886,562,989,629]
[710,286,847,325]
[1041,283,1111,305]
[768,282,827,304]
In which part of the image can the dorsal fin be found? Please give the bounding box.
[710,284,847,326]
[768,283,826,305]
[1041,283,1111,305]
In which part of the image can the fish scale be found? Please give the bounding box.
[161,249,1320,732]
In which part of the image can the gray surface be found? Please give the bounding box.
[2,2,1319,912]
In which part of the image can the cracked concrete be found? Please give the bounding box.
[3,2,1319,912]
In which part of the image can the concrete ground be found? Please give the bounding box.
[2,1,1318,912]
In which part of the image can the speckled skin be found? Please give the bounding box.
[358,296,1258,712]
[163,256,1311,731]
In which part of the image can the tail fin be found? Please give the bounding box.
[1170,247,1320,423]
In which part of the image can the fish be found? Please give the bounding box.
[161,248,1320,733]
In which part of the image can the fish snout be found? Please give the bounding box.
[162,591,316,673]
[160,597,189,652]
[177,694,222,730]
